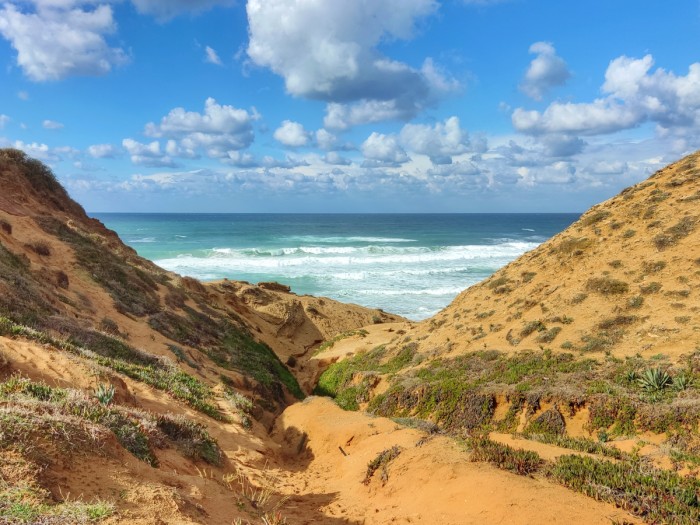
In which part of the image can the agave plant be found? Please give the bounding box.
[637,368,672,393]
[672,373,693,392]
[94,382,116,406]
[625,370,639,384]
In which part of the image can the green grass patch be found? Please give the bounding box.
[468,435,542,475]
[549,455,700,524]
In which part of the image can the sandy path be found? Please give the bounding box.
[267,397,641,525]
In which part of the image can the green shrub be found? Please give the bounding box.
[585,277,629,295]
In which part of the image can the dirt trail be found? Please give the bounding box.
[263,397,642,525]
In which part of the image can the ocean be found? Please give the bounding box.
[93,213,579,321]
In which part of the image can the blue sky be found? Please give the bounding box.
[0,0,699,213]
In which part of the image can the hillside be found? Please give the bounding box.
[2,146,697,524]
[316,150,700,524]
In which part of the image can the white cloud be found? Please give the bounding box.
[204,45,223,66]
[520,42,570,100]
[0,115,9,128]
[315,129,337,150]
[361,132,409,166]
[143,98,257,158]
[399,116,471,164]
[42,119,63,129]
[122,138,176,167]
[87,143,116,158]
[247,0,452,127]
[273,120,310,147]
[130,0,234,20]
[323,151,351,165]
[539,134,586,157]
[514,54,700,136]
[0,3,128,81]
[17,91,28,100]
[513,99,642,135]
[324,100,410,130]
[146,97,255,137]
[12,140,57,162]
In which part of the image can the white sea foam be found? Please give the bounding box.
[130,237,157,243]
[282,235,415,244]
[154,239,539,320]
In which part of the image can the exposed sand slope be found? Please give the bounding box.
[405,150,700,363]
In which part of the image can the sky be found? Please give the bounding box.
[0,0,699,213]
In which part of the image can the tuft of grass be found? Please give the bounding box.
[468,435,542,475]
[580,210,611,227]
[156,414,222,465]
[640,281,662,294]
[225,389,254,429]
[585,277,629,295]
[26,241,51,257]
[653,216,697,250]
[520,320,546,338]
[523,433,625,460]
[642,260,667,273]
[557,237,593,255]
[535,326,561,343]
[363,445,402,485]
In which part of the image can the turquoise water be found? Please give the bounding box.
[93,214,578,320]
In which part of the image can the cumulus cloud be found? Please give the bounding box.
[122,138,177,167]
[273,120,310,147]
[204,46,223,66]
[144,98,257,158]
[0,2,128,81]
[247,0,456,127]
[12,140,58,162]
[520,42,570,100]
[130,0,234,20]
[513,54,700,136]
[361,132,409,166]
[315,129,337,150]
[399,116,472,164]
[323,151,351,165]
[87,143,117,158]
[42,119,64,130]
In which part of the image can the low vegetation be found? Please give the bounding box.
[549,455,700,524]
[468,435,542,475]
[363,445,402,485]
[0,317,223,420]
[0,375,222,467]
